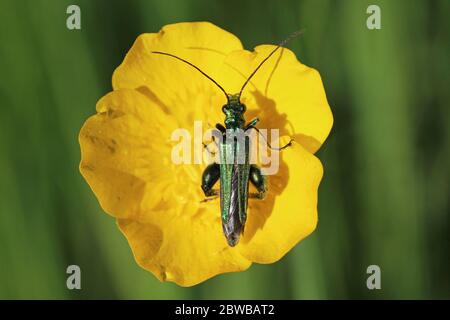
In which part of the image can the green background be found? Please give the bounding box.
[0,0,448,299]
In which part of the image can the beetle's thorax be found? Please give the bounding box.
[223,94,246,129]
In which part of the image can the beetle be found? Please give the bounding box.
[152,36,297,246]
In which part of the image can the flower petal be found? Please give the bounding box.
[112,21,243,123]
[238,142,323,263]
[218,45,333,153]
[79,89,182,219]
[118,210,251,287]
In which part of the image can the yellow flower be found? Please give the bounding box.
[79,22,333,286]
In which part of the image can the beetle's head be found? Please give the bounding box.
[222,94,246,128]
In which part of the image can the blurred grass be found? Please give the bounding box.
[0,0,448,299]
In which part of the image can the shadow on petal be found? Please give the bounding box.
[136,85,171,114]
[240,90,290,244]
[293,133,322,154]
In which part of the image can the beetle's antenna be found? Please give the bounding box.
[238,29,304,99]
[152,51,230,103]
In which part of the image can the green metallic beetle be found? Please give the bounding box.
[153,41,293,246]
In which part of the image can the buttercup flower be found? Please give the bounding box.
[79,22,333,286]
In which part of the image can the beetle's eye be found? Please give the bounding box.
[241,104,246,112]
[222,105,227,113]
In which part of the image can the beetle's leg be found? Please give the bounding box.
[245,126,293,151]
[248,164,267,199]
[203,126,221,156]
[215,123,226,133]
[244,117,259,131]
[200,195,219,203]
[203,142,217,156]
[201,163,220,197]
[203,135,221,157]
